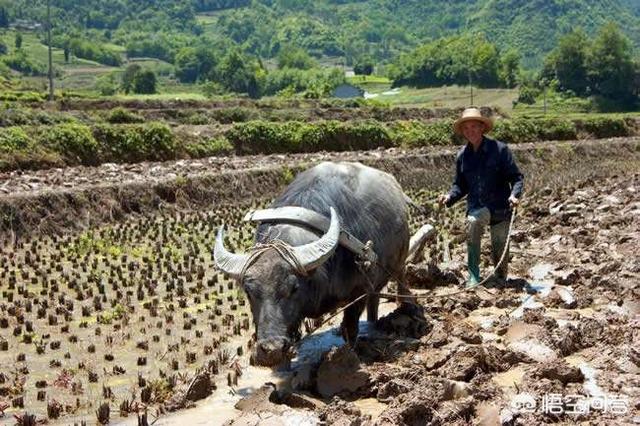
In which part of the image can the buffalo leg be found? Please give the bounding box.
[366,294,379,322]
[341,298,366,346]
[396,270,417,306]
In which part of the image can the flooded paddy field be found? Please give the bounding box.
[0,137,638,425]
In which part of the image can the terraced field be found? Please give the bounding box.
[0,102,639,425]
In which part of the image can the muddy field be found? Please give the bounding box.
[0,137,638,425]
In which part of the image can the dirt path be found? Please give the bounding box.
[0,147,434,197]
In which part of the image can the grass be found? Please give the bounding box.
[111,92,209,101]
[0,28,176,92]
[0,30,111,70]
[0,29,122,91]
[357,83,519,111]
[195,13,221,25]
[347,75,392,85]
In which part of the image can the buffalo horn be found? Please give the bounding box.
[292,207,340,271]
[213,226,250,279]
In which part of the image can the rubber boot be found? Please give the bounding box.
[466,243,482,288]
[490,220,509,286]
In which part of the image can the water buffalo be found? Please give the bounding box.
[214,162,410,366]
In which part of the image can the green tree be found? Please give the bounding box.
[95,72,118,96]
[195,45,219,81]
[133,70,157,94]
[0,3,8,28]
[15,32,22,50]
[121,63,142,94]
[218,49,260,97]
[587,22,635,101]
[277,45,315,70]
[354,56,374,75]
[498,48,521,88]
[0,40,7,56]
[552,28,590,96]
[390,33,502,88]
[468,37,500,88]
[175,47,200,83]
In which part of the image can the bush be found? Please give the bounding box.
[4,91,46,102]
[516,85,538,105]
[42,123,98,165]
[307,120,391,151]
[491,119,540,144]
[225,120,298,154]
[67,38,122,66]
[391,119,456,148]
[0,108,30,126]
[133,70,157,94]
[140,122,176,160]
[578,117,630,138]
[211,107,258,124]
[226,120,393,154]
[2,51,47,76]
[183,112,210,125]
[0,107,74,126]
[93,124,140,161]
[107,107,145,124]
[95,73,118,96]
[185,136,234,157]
[202,81,225,98]
[537,118,577,140]
[94,122,175,162]
[0,127,30,152]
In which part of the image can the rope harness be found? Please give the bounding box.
[239,240,309,279]
[241,203,518,334]
[308,205,518,332]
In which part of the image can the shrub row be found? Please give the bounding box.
[225,120,396,154]
[0,116,635,171]
[0,104,451,128]
[224,116,635,154]
[0,122,176,169]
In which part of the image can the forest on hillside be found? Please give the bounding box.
[0,0,638,106]
[1,0,639,68]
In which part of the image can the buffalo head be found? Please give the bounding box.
[213,208,340,366]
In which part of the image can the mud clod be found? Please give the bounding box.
[318,397,367,426]
[375,303,432,339]
[316,346,370,399]
[532,360,585,384]
[185,370,214,402]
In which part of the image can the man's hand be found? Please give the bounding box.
[438,194,450,207]
[508,195,519,207]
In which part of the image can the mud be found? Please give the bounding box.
[0,135,638,424]
[239,169,638,425]
[2,137,639,240]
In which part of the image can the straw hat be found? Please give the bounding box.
[453,107,493,135]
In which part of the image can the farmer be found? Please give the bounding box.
[438,107,524,287]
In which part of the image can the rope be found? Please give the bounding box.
[304,205,519,334]
[240,240,308,279]
[366,206,518,301]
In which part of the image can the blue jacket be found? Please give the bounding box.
[446,136,524,222]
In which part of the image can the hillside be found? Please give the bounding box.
[2,0,639,69]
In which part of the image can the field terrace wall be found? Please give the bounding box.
[1,137,639,242]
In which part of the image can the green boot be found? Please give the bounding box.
[466,243,482,288]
